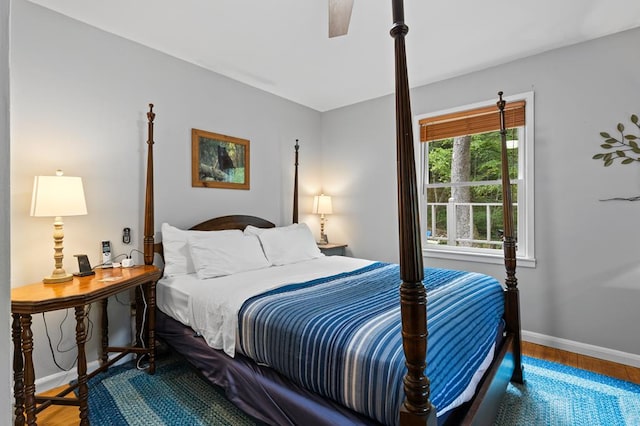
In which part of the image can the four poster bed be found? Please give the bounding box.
[141,3,523,425]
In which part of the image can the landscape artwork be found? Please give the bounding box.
[191,128,250,189]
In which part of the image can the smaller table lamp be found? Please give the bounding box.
[312,194,333,244]
[30,170,87,283]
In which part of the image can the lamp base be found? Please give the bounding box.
[43,272,73,284]
[319,233,329,245]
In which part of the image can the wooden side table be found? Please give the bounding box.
[11,265,161,425]
[317,243,348,256]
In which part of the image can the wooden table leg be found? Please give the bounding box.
[134,287,143,348]
[75,306,89,425]
[12,314,25,426]
[147,280,157,374]
[19,314,36,426]
[100,298,109,366]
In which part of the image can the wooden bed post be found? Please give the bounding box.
[391,1,436,425]
[293,139,299,224]
[144,103,155,265]
[497,92,524,384]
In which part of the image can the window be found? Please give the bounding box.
[416,92,535,267]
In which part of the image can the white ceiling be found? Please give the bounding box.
[27,0,640,112]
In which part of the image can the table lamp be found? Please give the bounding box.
[30,170,87,283]
[312,194,333,244]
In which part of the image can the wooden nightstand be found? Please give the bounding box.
[317,243,348,256]
[11,265,161,425]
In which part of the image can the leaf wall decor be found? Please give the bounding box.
[593,113,640,200]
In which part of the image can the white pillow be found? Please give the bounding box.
[188,232,271,279]
[257,223,322,266]
[243,225,265,236]
[161,223,239,277]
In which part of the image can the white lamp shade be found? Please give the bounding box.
[30,175,87,217]
[312,194,333,215]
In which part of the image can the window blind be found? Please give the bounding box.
[419,100,525,142]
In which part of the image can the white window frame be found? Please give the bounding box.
[414,91,536,268]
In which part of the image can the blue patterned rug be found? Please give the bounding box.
[495,356,640,425]
[87,356,259,425]
[87,355,640,425]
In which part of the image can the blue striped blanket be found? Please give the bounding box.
[238,263,504,425]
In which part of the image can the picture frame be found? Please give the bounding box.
[191,128,250,189]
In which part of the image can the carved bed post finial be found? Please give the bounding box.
[293,139,299,224]
[391,1,435,424]
[497,91,524,383]
[144,103,155,265]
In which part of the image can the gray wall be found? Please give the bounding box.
[10,0,322,381]
[322,27,640,358]
[2,0,12,422]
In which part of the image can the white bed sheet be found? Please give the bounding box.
[157,256,374,357]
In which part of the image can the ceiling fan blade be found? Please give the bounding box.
[329,0,354,38]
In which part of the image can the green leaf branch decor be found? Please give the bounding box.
[593,114,640,201]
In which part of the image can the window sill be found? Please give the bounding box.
[422,246,536,268]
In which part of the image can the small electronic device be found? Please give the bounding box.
[101,240,112,267]
[122,227,131,244]
[73,254,95,277]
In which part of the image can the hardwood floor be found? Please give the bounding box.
[27,386,80,426]
[522,341,640,384]
[30,342,640,425]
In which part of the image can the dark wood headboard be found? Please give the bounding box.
[189,215,275,231]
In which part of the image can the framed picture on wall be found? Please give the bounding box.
[191,128,250,189]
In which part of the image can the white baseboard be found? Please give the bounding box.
[34,360,99,393]
[522,330,640,368]
[34,354,133,393]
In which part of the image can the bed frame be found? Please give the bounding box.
[141,1,523,424]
